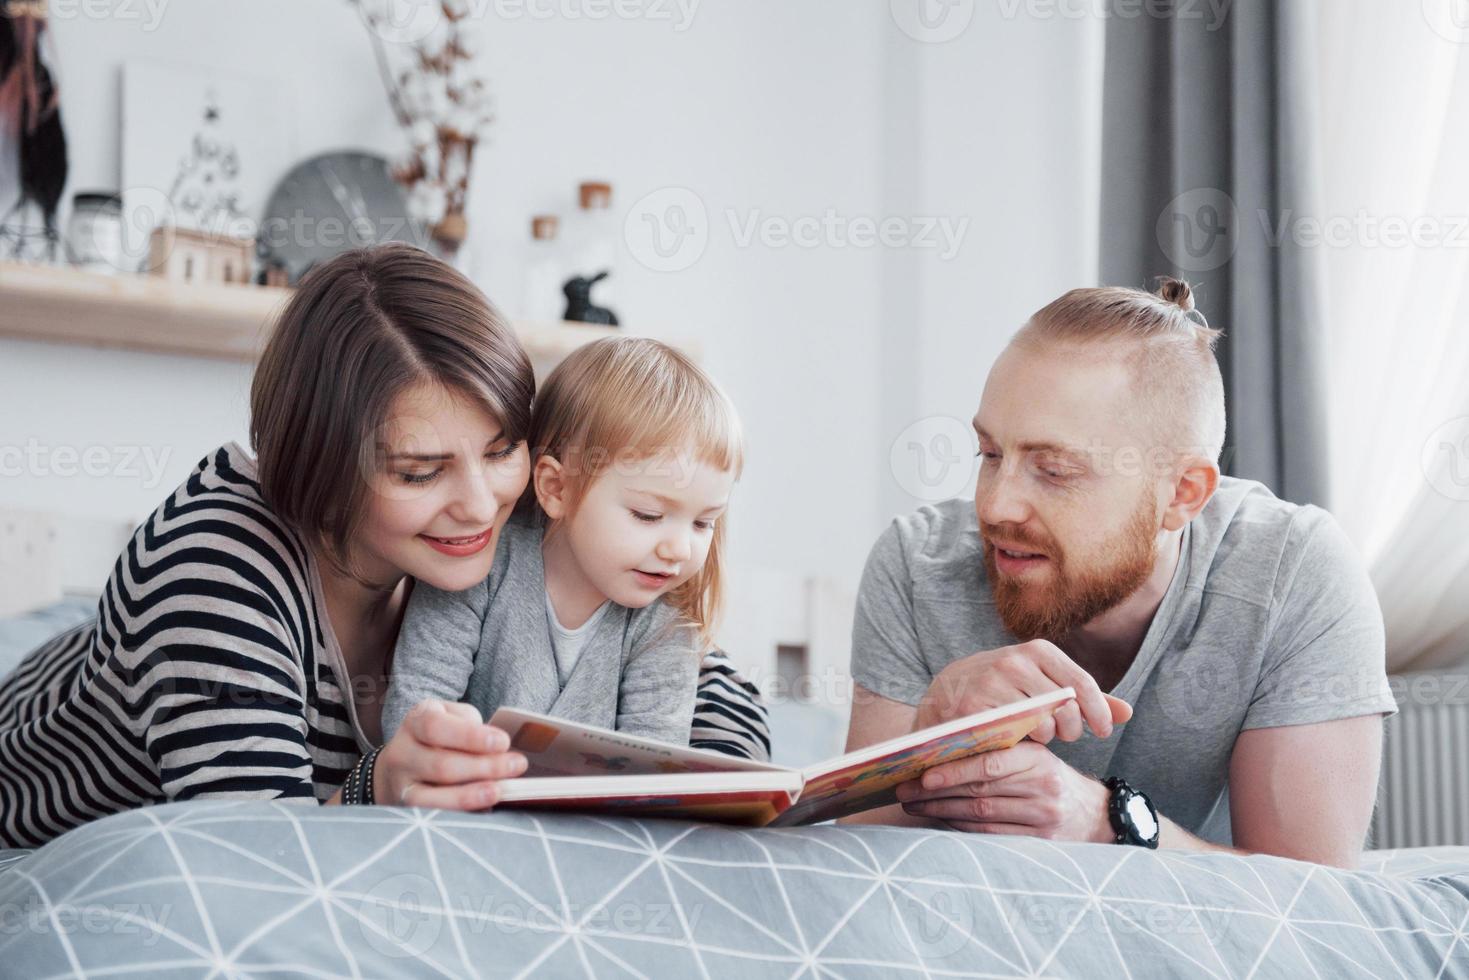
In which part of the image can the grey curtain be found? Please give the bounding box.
[1099,0,1329,507]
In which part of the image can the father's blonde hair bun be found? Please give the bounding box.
[1017,277,1227,463]
[1155,276,1196,313]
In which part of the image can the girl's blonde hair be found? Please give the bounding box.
[523,337,744,652]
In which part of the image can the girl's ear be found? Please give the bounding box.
[534,455,569,520]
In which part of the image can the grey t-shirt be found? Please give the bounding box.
[382,515,698,747]
[851,476,1397,844]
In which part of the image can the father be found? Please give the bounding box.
[843,279,1396,868]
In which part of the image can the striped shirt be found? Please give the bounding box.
[0,443,769,849]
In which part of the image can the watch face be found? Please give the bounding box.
[1126,794,1159,840]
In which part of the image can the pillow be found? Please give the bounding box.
[0,595,95,680]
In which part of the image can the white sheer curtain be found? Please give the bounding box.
[1315,2,1469,672]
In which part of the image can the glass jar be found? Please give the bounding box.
[66,192,127,274]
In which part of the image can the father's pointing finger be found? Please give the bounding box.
[1021,640,1118,738]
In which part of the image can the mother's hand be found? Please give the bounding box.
[374,699,527,810]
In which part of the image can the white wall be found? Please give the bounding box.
[877,3,1105,522]
[1,2,1104,671]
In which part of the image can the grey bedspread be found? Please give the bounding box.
[1,800,1465,978]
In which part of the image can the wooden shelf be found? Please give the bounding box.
[0,261,619,375]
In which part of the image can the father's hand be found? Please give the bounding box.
[913,639,1132,744]
[896,740,1113,842]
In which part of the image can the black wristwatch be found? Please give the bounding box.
[1103,776,1159,849]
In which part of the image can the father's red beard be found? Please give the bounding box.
[981,492,1159,645]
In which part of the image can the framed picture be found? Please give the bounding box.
[120,60,294,264]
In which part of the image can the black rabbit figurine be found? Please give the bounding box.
[562,271,619,326]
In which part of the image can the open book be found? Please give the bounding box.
[487,687,1076,826]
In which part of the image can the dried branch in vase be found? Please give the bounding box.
[347,0,493,257]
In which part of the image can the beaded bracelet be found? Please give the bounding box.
[342,747,381,805]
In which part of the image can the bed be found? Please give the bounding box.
[3,602,1468,977]
[1,802,1467,976]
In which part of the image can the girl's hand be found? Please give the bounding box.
[374,699,528,810]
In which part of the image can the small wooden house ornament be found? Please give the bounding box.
[147,226,254,285]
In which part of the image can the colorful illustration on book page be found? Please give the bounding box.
[773,706,1056,826]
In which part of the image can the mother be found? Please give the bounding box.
[0,244,769,849]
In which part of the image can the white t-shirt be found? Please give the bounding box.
[546,593,613,686]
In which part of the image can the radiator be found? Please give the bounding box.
[1372,671,1469,849]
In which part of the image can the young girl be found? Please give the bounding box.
[381,336,743,747]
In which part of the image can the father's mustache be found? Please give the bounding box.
[980,522,1059,558]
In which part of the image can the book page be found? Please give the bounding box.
[770,690,1073,826]
[490,707,785,778]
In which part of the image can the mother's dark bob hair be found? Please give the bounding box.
[249,243,535,565]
